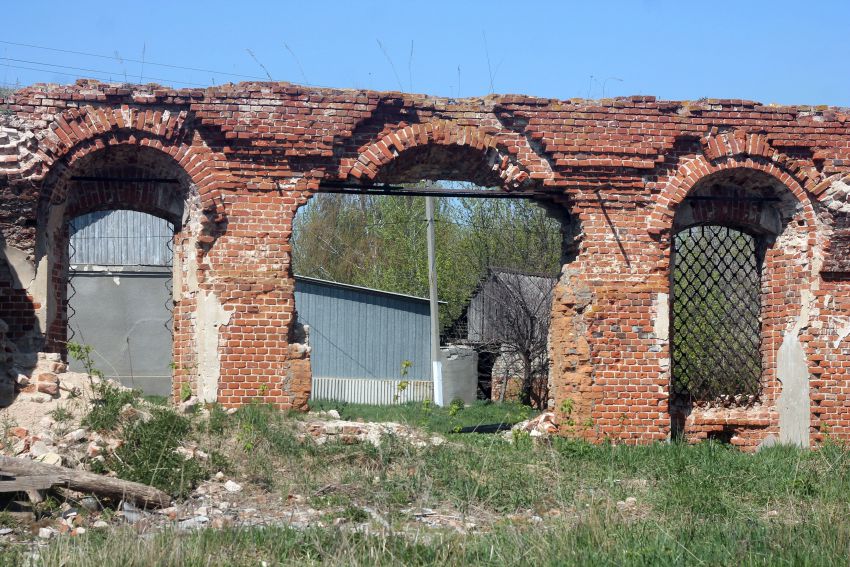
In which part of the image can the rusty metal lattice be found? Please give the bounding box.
[671,225,762,402]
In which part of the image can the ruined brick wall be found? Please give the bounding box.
[1,80,849,448]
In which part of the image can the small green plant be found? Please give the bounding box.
[48,405,75,434]
[393,381,410,403]
[83,381,139,432]
[66,341,103,379]
[448,398,465,417]
[0,512,19,530]
[48,404,73,423]
[32,496,62,520]
[0,415,17,451]
[208,450,231,474]
[206,404,230,435]
[180,383,192,402]
[393,360,413,402]
[511,428,532,446]
[560,398,576,426]
[341,505,370,523]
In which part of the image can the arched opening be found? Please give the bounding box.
[668,167,811,442]
[294,142,575,409]
[38,145,194,396]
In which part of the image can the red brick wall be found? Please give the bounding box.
[1,81,849,446]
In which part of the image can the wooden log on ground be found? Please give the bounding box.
[0,456,171,508]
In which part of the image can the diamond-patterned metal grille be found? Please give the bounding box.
[671,225,762,402]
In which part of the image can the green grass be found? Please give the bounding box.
[19,517,850,567]
[142,394,171,406]
[10,403,850,565]
[308,399,536,434]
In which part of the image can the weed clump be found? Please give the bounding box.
[82,381,138,432]
[107,408,206,498]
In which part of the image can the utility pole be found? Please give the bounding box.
[425,196,443,406]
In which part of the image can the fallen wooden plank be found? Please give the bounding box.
[0,456,171,508]
[0,475,64,493]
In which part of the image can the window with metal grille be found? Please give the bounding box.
[671,225,762,402]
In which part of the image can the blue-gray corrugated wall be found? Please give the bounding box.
[68,211,434,396]
[294,278,432,381]
[70,210,174,266]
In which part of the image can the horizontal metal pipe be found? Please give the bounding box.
[317,181,545,199]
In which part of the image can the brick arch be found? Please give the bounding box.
[36,130,232,359]
[651,139,824,447]
[49,146,186,218]
[340,120,533,190]
[37,105,229,216]
[648,151,817,240]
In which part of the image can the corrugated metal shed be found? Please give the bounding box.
[294,276,433,382]
[466,269,556,344]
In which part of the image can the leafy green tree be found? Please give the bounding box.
[291,186,564,329]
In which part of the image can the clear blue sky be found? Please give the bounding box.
[3,1,849,106]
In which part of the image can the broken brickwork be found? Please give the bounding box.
[1,80,850,448]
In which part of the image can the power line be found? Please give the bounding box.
[0,63,209,88]
[0,40,268,81]
[0,58,209,87]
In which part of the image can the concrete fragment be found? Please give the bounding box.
[34,452,63,466]
[757,435,779,452]
[28,440,51,457]
[178,516,209,530]
[179,396,199,414]
[65,428,88,443]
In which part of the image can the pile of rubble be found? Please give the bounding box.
[14,353,72,400]
[0,321,75,407]
[0,365,125,468]
[300,410,445,448]
[0,377,463,544]
[505,412,559,439]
